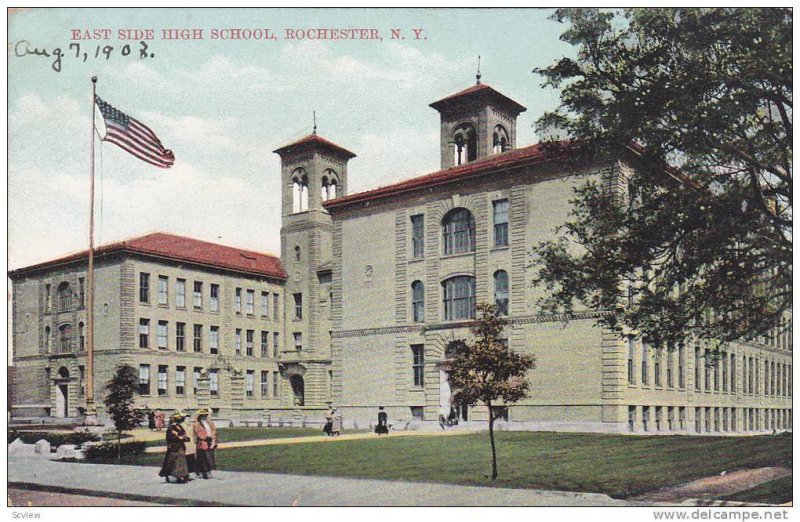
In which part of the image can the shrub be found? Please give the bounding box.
[10,430,101,447]
[8,430,19,444]
[82,440,147,461]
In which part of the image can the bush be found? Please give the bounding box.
[82,440,147,461]
[10,430,101,447]
[8,430,19,444]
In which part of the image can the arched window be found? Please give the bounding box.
[442,276,476,321]
[291,169,309,213]
[44,326,51,352]
[57,282,72,312]
[452,122,477,165]
[59,324,72,353]
[494,270,509,316]
[492,125,509,154]
[295,246,301,262]
[442,208,475,255]
[290,374,305,406]
[412,281,425,323]
[321,170,339,201]
[78,322,85,351]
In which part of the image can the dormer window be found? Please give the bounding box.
[492,125,509,154]
[452,123,477,165]
[291,168,309,213]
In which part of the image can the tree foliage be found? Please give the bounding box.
[531,8,791,348]
[104,364,143,436]
[447,304,536,480]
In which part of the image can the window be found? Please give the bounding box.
[139,319,150,348]
[139,273,150,303]
[235,288,242,313]
[654,349,661,387]
[695,407,702,433]
[210,326,219,354]
[442,208,475,255]
[78,278,85,308]
[722,352,728,392]
[235,329,242,355]
[210,284,219,312]
[246,290,255,315]
[273,333,279,358]
[176,366,186,395]
[193,367,201,395]
[246,330,254,356]
[411,214,425,259]
[78,322,85,351]
[667,349,674,387]
[193,281,203,308]
[411,281,425,323]
[714,354,720,392]
[44,326,51,352]
[411,406,424,420]
[293,332,302,351]
[442,276,476,321]
[628,406,636,432]
[45,284,52,312]
[679,407,686,430]
[705,349,712,391]
[58,282,72,311]
[695,348,702,390]
[79,366,85,396]
[452,122,477,165]
[176,322,185,352]
[641,343,649,386]
[642,406,650,432]
[157,321,168,350]
[295,245,301,261]
[157,276,168,305]
[291,171,309,213]
[730,354,736,393]
[492,124,510,154]
[210,370,219,396]
[678,344,685,388]
[655,406,663,431]
[493,199,509,247]
[59,324,72,352]
[627,338,636,385]
[667,406,675,430]
[261,371,269,397]
[157,365,168,396]
[261,331,269,357]
[412,344,425,387]
[261,292,269,317]
[138,364,150,395]
[493,270,509,316]
[271,371,280,398]
[246,370,254,397]
[176,279,186,308]
[273,294,279,320]
[294,293,303,320]
[193,324,202,353]
[705,407,712,433]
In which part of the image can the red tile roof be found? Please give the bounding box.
[273,134,357,159]
[324,140,578,211]
[429,83,527,114]
[9,232,286,280]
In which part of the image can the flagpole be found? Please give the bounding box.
[85,76,98,425]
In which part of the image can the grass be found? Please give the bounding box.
[107,430,792,498]
[719,476,793,505]
[142,427,326,447]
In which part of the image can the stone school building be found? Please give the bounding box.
[10,78,793,434]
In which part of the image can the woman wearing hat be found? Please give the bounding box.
[192,409,218,479]
[158,411,191,484]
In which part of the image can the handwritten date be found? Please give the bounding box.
[14,40,154,73]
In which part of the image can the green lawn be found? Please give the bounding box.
[143,427,325,447]
[719,476,793,505]
[105,431,793,499]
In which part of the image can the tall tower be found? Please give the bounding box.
[274,133,355,409]
[429,80,527,169]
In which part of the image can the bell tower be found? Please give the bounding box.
[429,77,527,170]
[274,132,355,408]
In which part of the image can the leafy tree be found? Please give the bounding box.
[447,304,535,480]
[104,364,143,458]
[531,8,791,349]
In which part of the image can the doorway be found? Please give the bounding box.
[56,384,68,417]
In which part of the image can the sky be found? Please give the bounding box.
[8,7,576,269]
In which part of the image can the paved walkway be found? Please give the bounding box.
[8,455,627,507]
[633,467,792,503]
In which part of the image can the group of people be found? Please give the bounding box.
[146,409,166,431]
[322,406,390,436]
[158,409,218,484]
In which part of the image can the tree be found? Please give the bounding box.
[104,364,143,458]
[531,8,791,349]
[447,304,535,480]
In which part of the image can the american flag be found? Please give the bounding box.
[96,96,175,168]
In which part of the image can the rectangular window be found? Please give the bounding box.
[705,349,712,391]
[193,281,203,309]
[246,330,254,356]
[157,365,168,396]
[176,366,186,395]
[210,370,219,395]
[294,293,303,320]
[193,324,202,353]
[714,354,720,392]
[493,199,509,247]
[666,349,674,388]
[235,288,242,313]
[695,407,702,433]
[731,408,738,431]
[714,408,720,432]
[246,370,254,397]
[139,273,150,303]
[261,331,269,357]
[722,352,729,392]
[235,329,242,355]
[78,278,85,308]
[210,284,220,312]
[138,364,150,395]
[731,354,736,393]
[628,406,636,432]
[176,279,186,308]
[641,343,649,386]
[139,319,150,348]
[705,407,712,433]
[193,367,202,395]
[679,407,686,431]
[723,407,729,432]
[627,338,635,385]
[79,366,86,396]
[642,406,650,432]
[261,371,269,397]
[157,275,168,305]
[273,294,279,320]
[695,348,702,391]
[210,326,219,354]
[667,406,675,431]
[443,276,476,321]
[45,284,52,312]
[261,291,269,317]
[273,332,279,358]
[655,406,663,431]
[411,214,425,259]
[293,332,302,351]
[273,371,279,397]
[412,344,425,387]
[246,290,255,315]
[157,321,168,350]
[654,349,661,387]
[176,322,185,352]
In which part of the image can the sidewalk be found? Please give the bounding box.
[8,455,628,507]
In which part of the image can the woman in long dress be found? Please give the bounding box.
[375,406,389,435]
[192,409,218,479]
[158,412,190,484]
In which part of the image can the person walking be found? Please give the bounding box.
[158,412,190,484]
[375,406,389,435]
[155,410,166,431]
[147,409,156,431]
[323,406,335,436]
[192,409,218,479]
